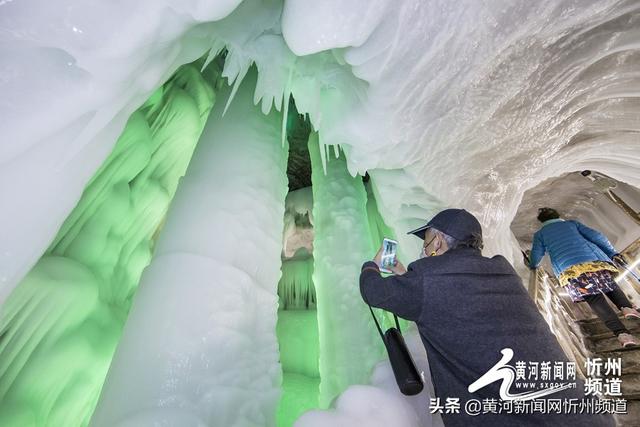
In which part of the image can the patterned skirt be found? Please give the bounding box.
[558,261,620,303]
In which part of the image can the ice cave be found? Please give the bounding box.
[1,1,640,426]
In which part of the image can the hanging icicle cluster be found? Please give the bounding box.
[278,256,316,310]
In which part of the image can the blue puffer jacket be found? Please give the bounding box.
[529,219,617,276]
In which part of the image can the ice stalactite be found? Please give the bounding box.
[90,68,288,427]
[278,256,315,310]
[276,183,320,426]
[276,253,321,427]
[308,133,383,408]
[0,62,216,427]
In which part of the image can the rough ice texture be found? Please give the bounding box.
[0,0,242,303]
[295,328,443,427]
[90,70,288,427]
[512,171,640,251]
[308,134,384,407]
[278,257,315,310]
[6,0,640,301]
[0,63,215,426]
[1,0,640,425]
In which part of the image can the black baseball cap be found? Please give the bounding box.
[407,208,483,244]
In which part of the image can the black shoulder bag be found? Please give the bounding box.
[366,304,424,395]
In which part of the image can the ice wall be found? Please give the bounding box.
[2,0,640,425]
[280,0,640,260]
[4,1,640,301]
[0,1,242,303]
[0,63,215,427]
[91,70,288,426]
[308,133,384,407]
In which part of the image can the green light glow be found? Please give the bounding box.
[278,256,316,310]
[0,60,218,427]
[1,58,395,427]
[308,133,384,409]
[363,181,407,331]
[276,309,320,427]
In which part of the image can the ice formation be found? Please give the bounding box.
[91,70,288,426]
[1,0,639,426]
[0,62,216,426]
[308,132,383,407]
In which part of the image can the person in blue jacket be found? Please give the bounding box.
[529,207,640,348]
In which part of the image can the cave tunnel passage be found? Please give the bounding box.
[511,169,640,280]
[511,170,640,363]
[0,53,400,427]
[509,170,640,422]
[276,104,319,426]
[510,169,640,314]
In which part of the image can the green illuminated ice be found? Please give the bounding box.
[0,61,218,426]
[308,133,385,408]
[0,57,398,427]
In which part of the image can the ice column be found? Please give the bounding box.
[91,70,288,427]
[308,134,383,408]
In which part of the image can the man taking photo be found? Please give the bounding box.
[359,208,614,426]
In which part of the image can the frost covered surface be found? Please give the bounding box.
[1,0,640,426]
[4,0,639,301]
[91,71,288,426]
[0,63,215,426]
[308,133,383,407]
[512,171,640,250]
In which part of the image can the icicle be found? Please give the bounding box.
[281,95,289,148]
[333,143,340,159]
[222,64,250,116]
[325,143,330,166]
[281,67,293,148]
[200,40,225,73]
[318,134,327,175]
[278,257,316,309]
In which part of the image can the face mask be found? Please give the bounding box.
[419,235,437,259]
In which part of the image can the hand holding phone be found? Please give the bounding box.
[379,238,398,274]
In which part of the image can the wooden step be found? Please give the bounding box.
[614,399,640,427]
[589,327,640,342]
[578,317,640,336]
[590,336,640,353]
[616,373,640,398]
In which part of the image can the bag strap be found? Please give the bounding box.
[367,304,385,340]
[361,266,402,339]
[366,303,401,341]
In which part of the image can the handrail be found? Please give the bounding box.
[526,236,640,379]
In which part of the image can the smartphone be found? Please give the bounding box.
[379,238,398,274]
